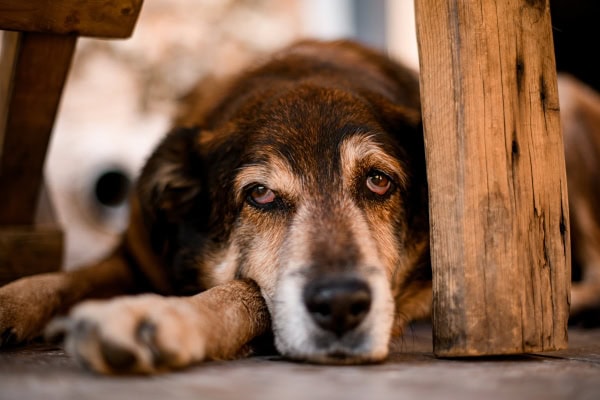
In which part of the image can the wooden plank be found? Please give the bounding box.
[0,226,63,286]
[0,184,63,285]
[0,31,19,162]
[0,32,77,225]
[0,327,599,400]
[533,328,600,364]
[414,0,570,356]
[34,183,60,227]
[0,0,143,38]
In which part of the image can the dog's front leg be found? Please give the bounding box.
[0,252,137,346]
[47,279,270,374]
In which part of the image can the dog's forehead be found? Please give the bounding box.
[228,83,410,203]
[242,85,389,173]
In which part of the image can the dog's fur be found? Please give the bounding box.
[0,40,598,373]
[559,74,600,324]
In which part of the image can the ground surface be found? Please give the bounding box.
[1,324,599,400]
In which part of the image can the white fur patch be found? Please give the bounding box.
[271,201,394,363]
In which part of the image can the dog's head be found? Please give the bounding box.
[136,41,430,363]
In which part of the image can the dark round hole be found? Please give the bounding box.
[94,170,131,208]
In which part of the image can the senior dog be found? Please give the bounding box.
[0,40,597,373]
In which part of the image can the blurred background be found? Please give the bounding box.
[40,0,420,269]
[0,0,594,269]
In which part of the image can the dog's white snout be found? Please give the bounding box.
[302,277,372,337]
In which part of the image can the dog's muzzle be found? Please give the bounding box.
[271,266,393,364]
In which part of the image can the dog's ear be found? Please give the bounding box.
[364,92,424,161]
[379,101,421,132]
[136,127,205,224]
[364,90,421,132]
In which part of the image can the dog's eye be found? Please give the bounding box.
[366,170,392,196]
[247,185,276,207]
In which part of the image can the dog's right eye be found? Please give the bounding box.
[366,170,393,196]
[246,185,277,208]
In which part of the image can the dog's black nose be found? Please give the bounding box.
[303,278,372,337]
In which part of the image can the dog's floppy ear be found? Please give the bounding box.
[136,126,205,224]
[364,92,424,162]
[379,101,421,132]
[363,90,421,132]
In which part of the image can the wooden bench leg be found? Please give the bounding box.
[415,0,570,356]
[0,32,77,283]
[0,31,77,224]
[0,1,144,285]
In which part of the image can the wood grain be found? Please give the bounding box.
[0,31,19,161]
[0,226,63,286]
[415,0,570,355]
[0,185,63,286]
[0,32,76,225]
[0,0,143,38]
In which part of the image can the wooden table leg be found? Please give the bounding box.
[0,0,144,285]
[0,31,77,225]
[0,32,76,284]
[415,0,570,356]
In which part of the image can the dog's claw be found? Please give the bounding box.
[135,319,178,368]
[136,320,161,365]
[136,320,156,345]
[45,317,70,344]
[100,340,138,372]
[0,327,17,347]
[72,319,97,339]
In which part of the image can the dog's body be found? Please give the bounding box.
[559,74,600,324]
[0,40,598,373]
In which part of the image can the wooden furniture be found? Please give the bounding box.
[415,0,569,355]
[0,0,143,285]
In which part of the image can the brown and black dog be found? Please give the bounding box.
[0,40,597,373]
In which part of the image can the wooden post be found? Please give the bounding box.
[414,0,570,356]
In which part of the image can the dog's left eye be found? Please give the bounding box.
[366,170,392,196]
[247,185,277,207]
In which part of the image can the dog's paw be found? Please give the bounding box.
[0,275,63,347]
[0,291,23,347]
[47,295,207,374]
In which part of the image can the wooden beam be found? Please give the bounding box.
[0,32,77,225]
[415,0,570,356]
[0,0,143,38]
[0,183,63,286]
[0,226,63,286]
[0,31,18,161]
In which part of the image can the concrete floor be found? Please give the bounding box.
[1,324,599,400]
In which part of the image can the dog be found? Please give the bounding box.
[0,40,598,374]
[559,74,600,325]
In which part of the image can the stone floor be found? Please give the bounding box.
[1,324,599,400]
